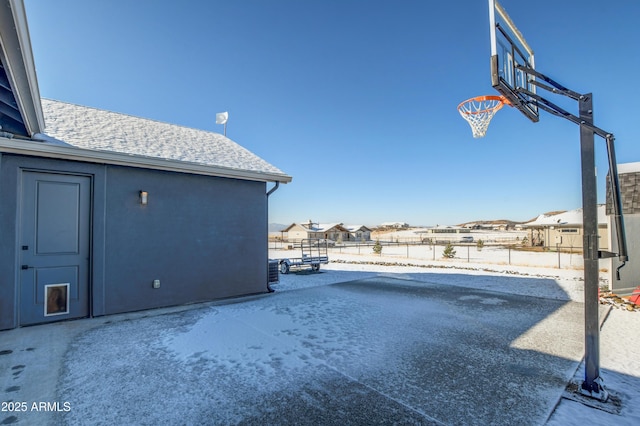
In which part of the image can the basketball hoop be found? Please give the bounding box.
[458,95,509,138]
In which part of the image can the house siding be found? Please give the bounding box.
[102,165,268,314]
[607,169,640,295]
[348,230,370,242]
[285,224,309,242]
[0,153,18,328]
[0,153,268,329]
[608,214,639,295]
[527,225,608,251]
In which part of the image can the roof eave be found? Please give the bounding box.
[0,137,292,183]
[0,0,45,136]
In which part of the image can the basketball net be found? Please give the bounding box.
[458,95,508,138]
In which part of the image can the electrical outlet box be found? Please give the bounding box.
[153,279,160,289]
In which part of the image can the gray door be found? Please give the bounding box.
[19,172,91,325]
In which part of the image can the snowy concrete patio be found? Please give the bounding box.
[1,275,593,425]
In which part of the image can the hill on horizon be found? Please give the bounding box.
[269,223,289,232]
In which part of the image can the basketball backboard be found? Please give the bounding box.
[488,0,539,122]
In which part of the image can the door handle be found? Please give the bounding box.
[21,265,33,270]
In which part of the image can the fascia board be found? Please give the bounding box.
[0,0,45,135]
[0,137,292,183]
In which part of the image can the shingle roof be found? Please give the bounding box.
[39,99,290,181]
[314,223,348,232]
[345,225,371,232]
[524,205,607,227]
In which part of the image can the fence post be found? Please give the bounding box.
[570,245,573,266]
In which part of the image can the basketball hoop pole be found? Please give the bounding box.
[487,0,628,402]
[512,67,629,401]
[578,93,605,399]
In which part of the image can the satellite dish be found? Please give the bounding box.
[215,112,228,125]
[216,112,229,136]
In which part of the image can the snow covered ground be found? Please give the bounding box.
[267,249,640,424]
[270,243,604,296]
[271,228,595,274]
[2,248,638,425]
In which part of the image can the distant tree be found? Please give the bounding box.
[443,243,456,258]
[476,239,484,251]
[373,239,383,255]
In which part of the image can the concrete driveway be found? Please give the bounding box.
[1,277,587,425]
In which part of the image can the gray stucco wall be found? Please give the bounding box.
[101,165,268,315]
[608,215,640,295]
[0,153,18,329]
[0,153,269,330]
[607,170,640,295]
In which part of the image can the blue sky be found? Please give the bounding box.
[24,0,640,227]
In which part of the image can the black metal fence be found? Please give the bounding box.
[270,240,585,270]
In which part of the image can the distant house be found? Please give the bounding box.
[423,226,471,235]
[345,225,372,242]
[464,221,517,231]
[283,223,315,241]
[283,222,351,243]
[607,162,640,295]
[380,222,409,229]
[0,1,291,330]
[522,206,608,250]
[417,225,471,243]
[492,224,510,231]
